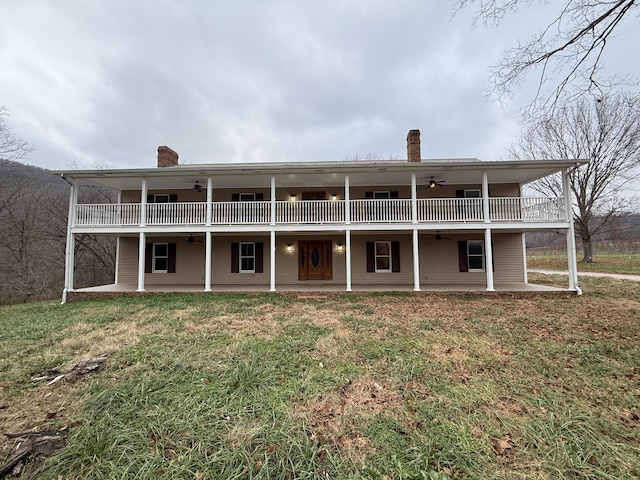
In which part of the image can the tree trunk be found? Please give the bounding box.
[581,236,594,263]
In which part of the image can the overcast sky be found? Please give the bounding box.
[1,1,638,171]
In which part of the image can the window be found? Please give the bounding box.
[239,242,255,273]
[373,191,390,199]
[145,243,176,274]
[154,194,170,203]
[231,193,264,201]
[375,241,391,272]
[464,189,481,199]
[239,193,256,202]
[467,240,485,272]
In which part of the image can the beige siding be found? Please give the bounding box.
[420,232,524,285]
[350,234,414,285]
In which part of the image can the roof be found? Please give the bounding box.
[53,158,589,191]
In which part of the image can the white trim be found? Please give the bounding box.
[345,230,352,291]
[205,232,212,291]
[270,231,276,291]
[522,232,528,283]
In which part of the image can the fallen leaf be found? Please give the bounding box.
[492,435,513,455]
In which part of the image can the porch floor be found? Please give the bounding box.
[72,282,569,294]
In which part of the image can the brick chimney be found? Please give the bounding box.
[157,146,179,167]
[407,129,421,163]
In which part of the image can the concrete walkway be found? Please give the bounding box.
[529,269,640,282]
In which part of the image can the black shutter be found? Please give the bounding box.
[255,242,264,273]
[256,193,264,201]
[365,191,373,199]
[455,190,464,198]
[232,193,240,202]
[145,243,153,273]
[147,195,154,203]
[168,243,176,273]
[231,242,239,273]
[366,242,375,272]
[391,241,400,272]
[458,241,468,272]
[169,194,178,202]
[390,191,399,198]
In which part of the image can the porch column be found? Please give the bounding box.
[204,231,212,292]
[270,176,276,226]
[411,173,418,223]
[344,175,350,224]
[484,228,494,291]
[137,232,146,292]
[61,180,77,304]
[206,177,213,226]
[562,168,581,294]
[482,171,490,222]
[115,191,121,284]
[140,179,147,226]
[345,230,352,291]
[270,231,276,291]
[412,229,420,291]
[521,232,528,284]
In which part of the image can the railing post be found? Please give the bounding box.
[411,174,418,224]
[344,175,350,224]
[140,179,147,227]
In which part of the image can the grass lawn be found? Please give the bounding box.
[527,253,640,275]
[1,276,639,479]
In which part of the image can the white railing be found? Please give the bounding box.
[277,200,345,224]
[350,199,412,223]
[417,198,483,222]
[146,202,206,225]
[212,201,270,224]
[75,204,140,226]
[72,196,567,227]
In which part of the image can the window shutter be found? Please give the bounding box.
[169,194,178,203]
[256,193,264,201]
[168,243,177,273]
[145,243,152,273]
[455,190,464,198]
[255,242,264,273]
[366,242,375,272]
[365,191,373,199]
[390,191,399,198]
[231,242,239,273]
[147,195,154,203]
[391,241,400,272]
[232,193,240,202]
[458,241,468,272]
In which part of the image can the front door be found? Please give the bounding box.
[298,240,333,280]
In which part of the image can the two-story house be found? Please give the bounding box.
[56,130,586,302]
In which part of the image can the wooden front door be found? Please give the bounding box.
[298,240,333,280]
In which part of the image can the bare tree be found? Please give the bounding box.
[455,1,640,109]
[510,93,640,262]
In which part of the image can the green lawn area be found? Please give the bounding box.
[527,253,640,275]
[1,277,639,479]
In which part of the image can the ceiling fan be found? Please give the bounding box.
[193,181,204,192]
[427,231,452,242]
[427,176,445,188]
[185,234,204,244]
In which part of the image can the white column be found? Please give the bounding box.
[562,168,581,294]
[270,176,276,226]
[484,228,494,291]
[411,173,418,224]
[61,181,77,304]
[521,232,528,284]
[140,179,147,226]
[270,231,276,291]
[204,231,212,292]
[482,171,490,222]
[345,230,352,291]
[412,229,420,291]
[137,232,146,292]
[114,190,122,285]
[206,177,213,226]
[344,174,351,224]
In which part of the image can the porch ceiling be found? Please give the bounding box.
[55,158,587,192]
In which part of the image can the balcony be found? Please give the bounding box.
[73,197,567,228]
